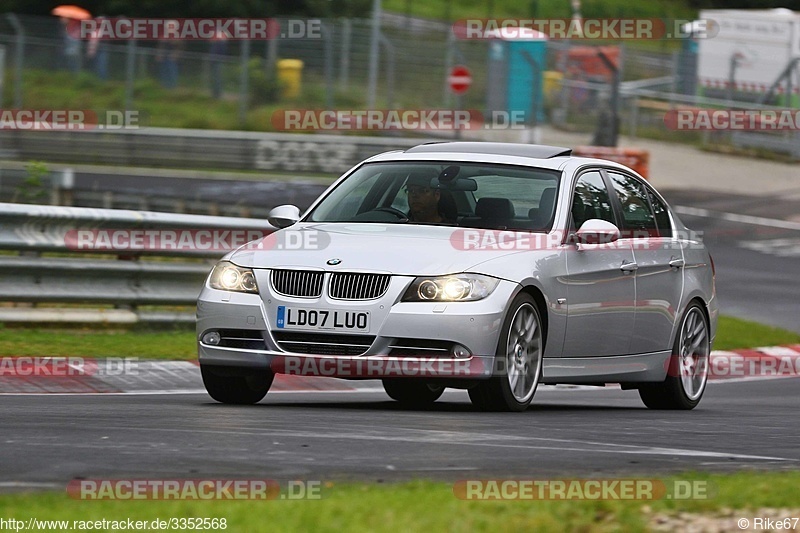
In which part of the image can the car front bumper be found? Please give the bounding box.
[197,273,518,380]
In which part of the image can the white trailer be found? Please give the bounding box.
[697,8,800,104]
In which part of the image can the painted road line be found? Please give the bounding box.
[675,205,800,231]
[93,424,797,463]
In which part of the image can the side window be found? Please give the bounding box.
[645,187,672,238]
[607,172,657,237]
[572,171,615,229]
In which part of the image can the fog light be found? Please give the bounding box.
[451,344,471,358]
[202,331,221,346]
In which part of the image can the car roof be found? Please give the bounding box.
[406,141,572,159]
[365,142,636,175]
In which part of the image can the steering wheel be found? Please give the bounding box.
[372,206,409,222]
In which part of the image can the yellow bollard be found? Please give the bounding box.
[276,59,304,99]
[543,71,563,104]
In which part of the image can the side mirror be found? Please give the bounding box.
[574,219,620,245]
[268,205,301,229]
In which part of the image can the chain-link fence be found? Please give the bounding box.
[0,14,678,116]
[1,12,797,157]
[0,14,492,115]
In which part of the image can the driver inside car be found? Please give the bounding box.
[405,171,456,224]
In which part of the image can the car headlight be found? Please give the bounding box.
[208,261,259,294]
[402,274,500,302]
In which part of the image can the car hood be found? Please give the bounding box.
[227,222,544,276]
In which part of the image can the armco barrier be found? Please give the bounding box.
[0,128,421,174]
[0,203,274,323]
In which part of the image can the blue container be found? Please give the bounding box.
[486,31,548,124]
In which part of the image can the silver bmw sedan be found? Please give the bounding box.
[197,142,717,412]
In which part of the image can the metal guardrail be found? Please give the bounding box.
[731,131,800,158]
[0,128,422,175]
[0,202,275,323]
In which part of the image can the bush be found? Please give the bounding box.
[14,161,49,204]
[247,58,281,106]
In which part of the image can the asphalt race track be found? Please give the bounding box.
[1,378,798,486]
[662,189,800,334]
[1,184,798,487]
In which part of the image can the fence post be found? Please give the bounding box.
[124,39,136,111]
[555,42,570,128]
[51,168,74,206]
[669,50,679,111]
[239,39,251,128]
[322,22,334,109]
[629,95,639,139]
[519,50,542,144]
[367,0,382,109]
[0,45,5,106]
[338,19,351,90]
[265,23,278,76]
[379,33,395,108]
[6,14,24,109]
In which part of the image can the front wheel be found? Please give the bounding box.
[382,379,444,408]
[201,365,274,405]
[639,302,710,410]
[469,294,543,412]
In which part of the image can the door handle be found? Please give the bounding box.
[669,258,685,269]
[620,262,638,273]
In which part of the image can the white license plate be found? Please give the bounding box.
[276,306,369,331]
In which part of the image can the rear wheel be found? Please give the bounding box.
[639,302,710,410]
[201,365,274,405]
[382,379,444,407]
[469,294,543,412]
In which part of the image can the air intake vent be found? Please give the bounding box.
[272,332,374,356]
[329,273,391,300]
[271,270,324,298]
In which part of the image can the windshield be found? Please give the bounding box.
[307,162,561,231]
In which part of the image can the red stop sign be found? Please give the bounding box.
[448,65,472,95]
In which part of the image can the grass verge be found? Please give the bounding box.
[0,326,196,359]
[0,472,798,532]
[713,315,800,352]
[0,315,797,360]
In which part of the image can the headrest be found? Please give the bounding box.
[476,197,514,219]
[539,187,556,211]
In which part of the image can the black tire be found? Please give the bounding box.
[468,293,543,412]
[639,302,710,410]
[382,379,444,408]
[201,365,274,405]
